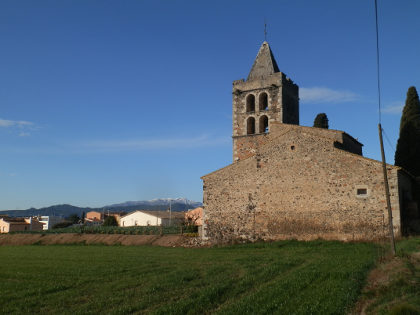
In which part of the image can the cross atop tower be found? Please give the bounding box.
[264,20,267,41]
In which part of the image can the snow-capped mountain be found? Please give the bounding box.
[105,198,202,211]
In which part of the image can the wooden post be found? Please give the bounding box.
[378,123,396,255]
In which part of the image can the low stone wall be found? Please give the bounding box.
[0,234,186,247]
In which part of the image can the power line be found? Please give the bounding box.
[382,128,396,154]
[375,0,382,124]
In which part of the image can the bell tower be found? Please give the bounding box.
[232,41,299,161]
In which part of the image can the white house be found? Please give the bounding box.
[0,216,44,233]
[38,215,65,230]
[119,210,184,227]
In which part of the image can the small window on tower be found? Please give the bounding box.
[356,186,369,198]
[357,188,367,195]
[246,94,255,112]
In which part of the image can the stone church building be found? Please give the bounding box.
[201,41,417,243]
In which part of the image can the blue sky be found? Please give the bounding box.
[1,0,419,210]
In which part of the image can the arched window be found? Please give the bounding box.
[259,115,269,133]
[247,117,255,135]
[246,94,255,112]
[259,92,268,111]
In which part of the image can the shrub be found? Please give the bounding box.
[313,113,329,129]
[103,216,118,226]
[389,303,420,315]
[52,221,73,229]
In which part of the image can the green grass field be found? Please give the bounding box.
[0,240,379,314]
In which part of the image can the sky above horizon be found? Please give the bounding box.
[1,0,419,210]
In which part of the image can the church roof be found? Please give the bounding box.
[247,41,280,81]
[201,124,401,179]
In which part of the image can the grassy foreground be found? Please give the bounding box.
[0,240,378,314]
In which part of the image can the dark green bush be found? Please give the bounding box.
[389,303,420,315]
[103,216,118,226]
[52,221,73,229]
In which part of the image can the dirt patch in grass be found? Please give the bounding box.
[352,256,408,314]
[0,233,186,247]
[351,239,420,315]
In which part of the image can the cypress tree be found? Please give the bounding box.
[313,113,329,129]
[395,86,420,176]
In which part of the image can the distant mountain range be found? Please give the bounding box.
[0,198,202,218]
[107,198,201,208]
[105,198,202,213]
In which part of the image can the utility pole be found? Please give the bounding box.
[169,200,172,226]
[374,0,396,256]
[378,124,396,255]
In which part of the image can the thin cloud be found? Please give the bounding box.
[0,118,36,136]
[382,101,404,114]
[300,87,359,104]
[0,118,33,128]
[78,134,230,152]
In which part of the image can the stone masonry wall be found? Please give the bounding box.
[233,134,269,162]
[397,172,419,234]
[233,122,363,163]
[281,78,299,124]
[203,129,401,244]
[232,73,299,161]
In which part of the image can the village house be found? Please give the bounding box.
[201,41,418,244]
[119,210,185,227]
[185,207,203,226]
[85,211,104,223]
[37,215,65,230]
[0,216,44,233]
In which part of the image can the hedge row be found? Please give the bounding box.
[10,225,198,235]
